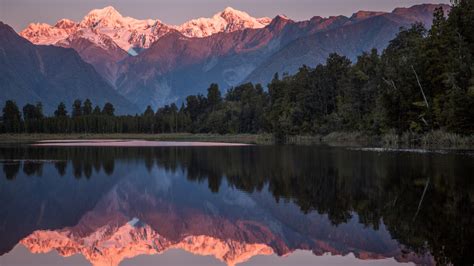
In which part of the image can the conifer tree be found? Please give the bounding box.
[2,100,22,133]
[72,99,83,118]
[83,99,93,115]
[54,102,68,117]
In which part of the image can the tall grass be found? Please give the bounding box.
[382,130,474,149]
[322,132,377,147]
[421,130,474,148]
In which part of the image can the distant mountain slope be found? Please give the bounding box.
[0,22,139,114]
[115,4,449,108]
[57,32,129,85]
[246,4,450,85]
[114,14,376,107]
[244,14,403,85]
[15,4,450,111]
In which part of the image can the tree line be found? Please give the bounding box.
[0,99,121,134]
[1,2,473,137]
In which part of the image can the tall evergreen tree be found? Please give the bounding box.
[22,103,44,133]
[379,23,427,132]
[144,105,154,117]
[93,105,101,115]
[23,104,38,121]
[72,99,82,118]
[83,99,93,116]
[54,102,68,117]
[207,83,222,111]
[102,102,115,116]
[2,100,22,133]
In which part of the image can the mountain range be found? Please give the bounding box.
[1,4,450,112]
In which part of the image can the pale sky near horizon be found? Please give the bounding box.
[1,0,450,32]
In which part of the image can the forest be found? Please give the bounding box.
[1,1,473,141]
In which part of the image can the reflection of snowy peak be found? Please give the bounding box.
[21,219,273,266]
[20,6,271,54]
[18,170,433,266]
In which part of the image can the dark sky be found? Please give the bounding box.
[1,0,450,32]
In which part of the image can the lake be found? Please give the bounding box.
[0,141,472,265]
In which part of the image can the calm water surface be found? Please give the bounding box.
[0,141,472,266]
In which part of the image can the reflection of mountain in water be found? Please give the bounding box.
[0,145,472,265]
[18,167,422,266]
[22,222,273,266]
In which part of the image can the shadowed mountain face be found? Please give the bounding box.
[0,145,472,265]
[244,14,406,85]
[17,4,450,110]
[115,4,450,108]
[58,35,130,85]
[0,22,139,114]
[245,4,451,85]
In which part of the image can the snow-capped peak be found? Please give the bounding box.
[21,22,72,45]
[54,19,76,29]
[20,6,271,52]
[80,6,128,28]
[221,6,253,19]
[84,6,122,20]
[222,6,239,13]
[257,17,273,25]
[74,5,166,52]
[176,7,271,38]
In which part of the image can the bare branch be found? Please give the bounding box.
[413,177,430,222]
[382,78,398,91]
[411,65,429,108]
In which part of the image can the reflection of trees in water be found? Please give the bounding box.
[158,147,472,265]
[0,146,472,264]
[23,161,43,176]
[54,161,67,176]
[3,162,20,180]
[0,146,117,179]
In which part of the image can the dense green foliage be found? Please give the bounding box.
[1,2,472,137]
